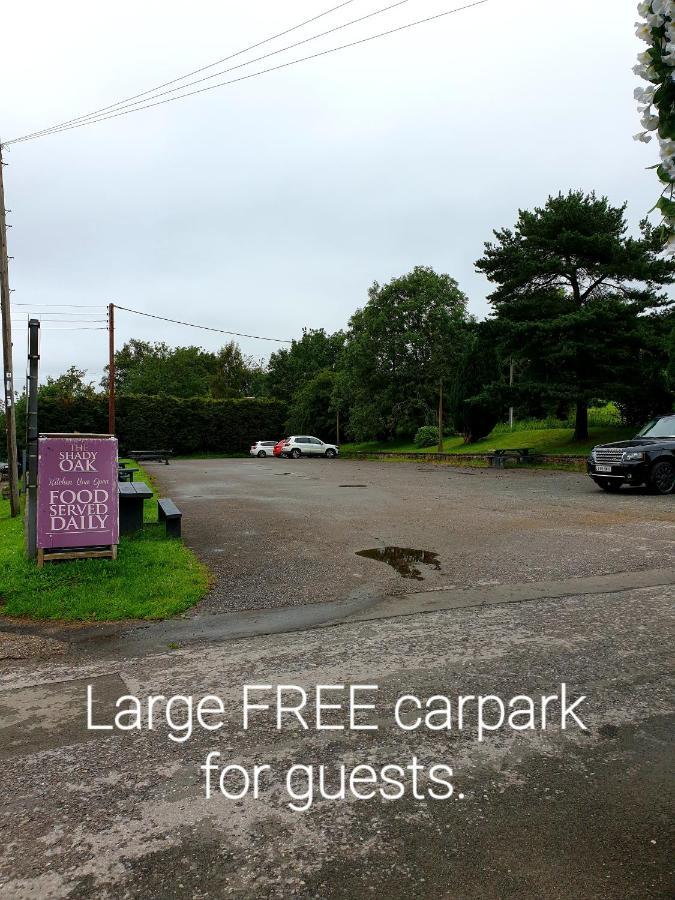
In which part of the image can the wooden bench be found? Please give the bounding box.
[127,450,173,465]
[158,498,182,538]
[118,466,139,482]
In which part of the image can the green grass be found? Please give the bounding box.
[341,424,634,458]
[0,460,209,622]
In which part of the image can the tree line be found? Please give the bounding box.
[14,191,675,445]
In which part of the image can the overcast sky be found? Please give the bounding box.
[2,0,657,390]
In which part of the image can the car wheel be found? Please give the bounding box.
[257,450,266,458]
[597,478,621,492]
[649,460,675,495]
[290,448,301,459]
[325,448,336,459]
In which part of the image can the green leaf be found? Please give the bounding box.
[657,164,675,184]
[656,196,675,217]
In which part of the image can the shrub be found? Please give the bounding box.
[414,425,439,448]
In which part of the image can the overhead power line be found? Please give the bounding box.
[4,0,489,145]
[114,304,293,343]
[12,319,108,331]
[8,0,360,145]
[11,318,106,323]
[10,302,101,308]
[12,0,409,145]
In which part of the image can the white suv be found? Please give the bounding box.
[250,440,278,458]
[281,436,339,459]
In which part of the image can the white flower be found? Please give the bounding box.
[651,0,670,15]
[659,138,675,160]
[664,233,675,256]
[641,111,660,129]
[634,131,653,142]
[635,21,653,40]
[637,0,650,16]
[645,12,665,26]
[635,64,659,81]
[637,49,652,64]
[634,85,656,101]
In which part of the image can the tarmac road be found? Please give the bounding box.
[0,583,673,898]
[155,457,675,612]
[0,460,673,898]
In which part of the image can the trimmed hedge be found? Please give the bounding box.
[18,394,287,455]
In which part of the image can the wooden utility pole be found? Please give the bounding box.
[509,357,514,430]
[108,302,115,434]
[336,408,340,445]
[437,377,443,454]
[0,142,20,516]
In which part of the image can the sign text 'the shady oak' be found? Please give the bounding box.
[37,435,119,549]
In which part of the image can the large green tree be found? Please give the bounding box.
[342,266,469,441]
[476,191,675,439]
[266,329,345,404]
[104,339,262,399]
[446,321,505,443]
[39,367,97,401]
[616,307,675,425]
[286,369,339,440]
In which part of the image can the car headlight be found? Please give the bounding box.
[622,450,645,462]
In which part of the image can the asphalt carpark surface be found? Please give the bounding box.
[1,458,674,898]
[155,457,675,613]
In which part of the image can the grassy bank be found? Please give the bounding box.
[341,424,634,458]
[0,461,209,621]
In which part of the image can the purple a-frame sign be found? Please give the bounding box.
[37,434,119,550]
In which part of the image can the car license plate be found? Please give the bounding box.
[595,465,612,473]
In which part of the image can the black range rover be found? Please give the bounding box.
[588,414,675,495]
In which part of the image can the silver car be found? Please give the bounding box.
[250,441,278,458]
[281,436,339,459]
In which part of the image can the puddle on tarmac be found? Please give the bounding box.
[356,546,441,580]
[339,484,367,488]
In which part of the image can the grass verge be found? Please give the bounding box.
[340,425,634,458]
[0,461,209,622]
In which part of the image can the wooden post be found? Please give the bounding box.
[336,408,340,445]
[108,302,115,434]
[509,357,514,430]
[437,377,443,454]
[0,142,19,517]
[26,318,40,559]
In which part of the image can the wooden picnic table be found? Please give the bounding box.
[127,450,173,465]
[118,466,139,482]
[488,448,536,468]
[118,481,153,534]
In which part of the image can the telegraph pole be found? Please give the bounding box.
[108,302,115,434]
[0,142,20,516]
